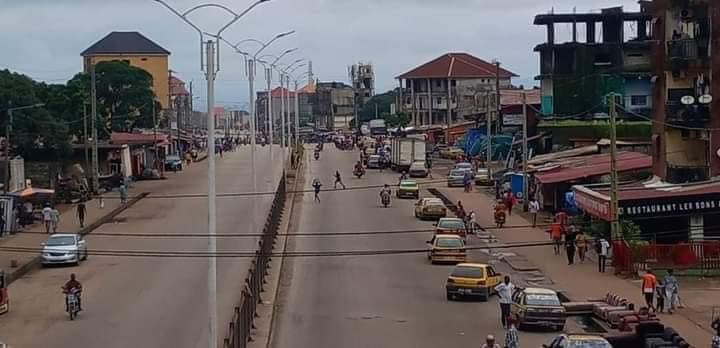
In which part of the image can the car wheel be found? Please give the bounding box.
[73,253,80,266]
[480,288,489,301]
[82,249,88,261]
[446,291,453,301]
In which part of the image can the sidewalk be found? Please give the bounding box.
[0,187,142,284]
[438,186,714,347]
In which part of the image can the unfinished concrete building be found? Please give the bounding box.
[350,63,375,109]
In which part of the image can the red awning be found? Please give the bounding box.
[534,152,651,184]
[111,132,168,145]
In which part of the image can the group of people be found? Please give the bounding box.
[41,203,61,234]
[640,269,681,315]
[478,275,520,348]
[548,210,610,271]
[454,200,478,235]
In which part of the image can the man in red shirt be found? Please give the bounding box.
[641,270,657,312]
[550,222,562,255]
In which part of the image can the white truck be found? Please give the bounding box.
[390,137,426,172]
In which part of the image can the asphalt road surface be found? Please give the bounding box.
[0,146,283,347]
[271,146,557,348]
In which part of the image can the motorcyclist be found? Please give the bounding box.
[494,200,507,221]
[399,171,409,183]
[62,273,82,311]
[354,161,365,177]
[380,184,392,206]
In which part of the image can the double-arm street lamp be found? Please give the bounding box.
[3,103,44,193]
[280,61,306,147]
[153,1,269,346]
[290,70,312,147]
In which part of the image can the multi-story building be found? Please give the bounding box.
[396,53,516,128]
[256,87,297,136]
[297,82,316,126]
[651,0,718,183]
[170,76,191,130]
[82,31,171,109]
[350,63,375,112]
[533,5,654,119]
[314,82,354,131]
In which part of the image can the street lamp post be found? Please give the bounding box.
[291,70,312,148]
[3,103,44,193]
[153,1,269,346]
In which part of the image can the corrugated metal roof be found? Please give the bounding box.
[534,152,651,184]
[397,53,517,79]
[111,132,168,145]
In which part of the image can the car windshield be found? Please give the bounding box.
[455,163,471,169]
[477,169,489,175]
[46,236,76,246]
[526,294,561,306]
[567,340,612,348]
[438,219,465,229]
[400,182,417,187]
[449,170,467,176]
[451,266,484,278]
[425,200,443,206]
[436,238,463,248]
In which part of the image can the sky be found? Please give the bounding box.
[0,0,641,111]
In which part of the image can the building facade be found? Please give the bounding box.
[350,63,375,114]
[314,82,354,131]
[651,0,719,183]
[397,53,515,128]
[534,6,654,119]
[82,31,171,109]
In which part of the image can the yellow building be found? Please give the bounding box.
[82,31,171,109]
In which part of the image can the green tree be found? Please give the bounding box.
[359,89,398,123]
[0,69,71,160]
[64,60,159,137]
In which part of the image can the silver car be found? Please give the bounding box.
[447,169,471,187]
[367,155,381,169]
[41,234,88,266]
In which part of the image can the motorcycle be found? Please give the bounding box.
[354,167,365,178]
[65,289,80,320]
[380,192,391,208]
[314,151,320,160]
[494,210,506,228]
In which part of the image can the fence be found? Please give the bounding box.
[223,174,286,348]
[613,241,720,273]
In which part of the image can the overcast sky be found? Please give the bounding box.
[0,0,641,110]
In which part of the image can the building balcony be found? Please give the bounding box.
[667,39,709,71]
[666,101,710,127]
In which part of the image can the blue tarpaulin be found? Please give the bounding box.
[456,128,513,160]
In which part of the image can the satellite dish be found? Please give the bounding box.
[698,94,713,104]
[681,95,695,105]
[716,147,720,159]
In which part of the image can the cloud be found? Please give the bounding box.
[0,0,641,108]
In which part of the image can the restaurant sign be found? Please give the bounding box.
[621,195,720,218]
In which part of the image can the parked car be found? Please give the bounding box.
[41,234,88,266]
[543,334,611,348]
[427,234,466,264]
[367,155,381,169]
[165,155,183,171]
[474,168,491,185]
[447,168,471,187]
[414,197,447,220]
[511,287,566,331]
[408,161,429,178]
[445,263,502,301]
[396,180,419,199]
[454,162,474,173]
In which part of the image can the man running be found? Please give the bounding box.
[312,178,322,203]
[334,170,346,189]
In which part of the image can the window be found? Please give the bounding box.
[451,80,457,87]
[631,95,647,106]
[141,58,148,61]
[437,97,443,105]
[436,80,442,87]
[405,97,411,105]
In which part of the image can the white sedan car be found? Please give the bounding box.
[41,234,88,266]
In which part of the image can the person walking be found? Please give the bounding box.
[504,191,516,216]
[456,201,466,221]
[663,269,679,314]
[119,184,129,204]
[50,205,60,233]
[494,276,515,329]
[598,237,610,273]
[550,221,562,255]
[334,170,346,190]
[76,202,87,228]
[504,316,520,348]
[642,270,657,312]
[426,157,433,179]
[565,227,577,265]
[575,229,588,263]
[463,171,473,193]
[494,180,501,200]
[312,178,322,203]
[528,197,540,227]
[42,203,53,234]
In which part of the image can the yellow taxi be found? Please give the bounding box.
[511,287,567,331]
[414,198,447,220]
[445,263,502,301]
[427,235,466,264]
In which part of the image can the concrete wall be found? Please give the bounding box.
[85,55,170,109]
[665,129,707,167]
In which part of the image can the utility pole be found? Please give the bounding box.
[285,75,291,147]
[495,61,502,134]
[248,59,257,157]
[90,64,99,193]
[522,92,529,211]
[204,40,219,348]
[280,73,286,149]
[294,80,300,147]
[4,109,12,194]
[267,67,273,147]
[83,102,89,171]
[609,93,620,240]
[375,103,379,118]
[486,91,492,166]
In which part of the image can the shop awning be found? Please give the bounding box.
[534,152,651,184]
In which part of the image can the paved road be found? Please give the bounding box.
[271,147,556,348]
[0,146,283,347]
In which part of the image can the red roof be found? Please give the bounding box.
[595,181,720,201]
[534,152,652,184]
[269,87,296,98]
[397,53,517,79]
[111,132,168,145]
[170,76,189,95]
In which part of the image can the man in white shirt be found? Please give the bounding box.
[494,276,515,328]
[528,197,540,227]
[598,237,610,273]
[42,204,53,234]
